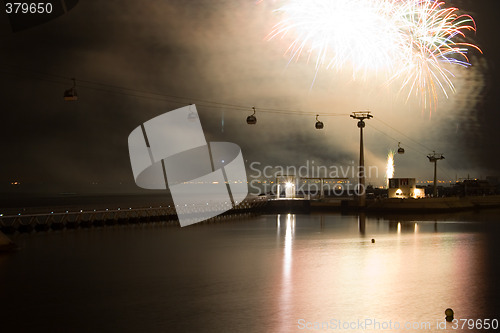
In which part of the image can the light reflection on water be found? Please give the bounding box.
[271,213,495,332]
[0,212,499,332]
[278,214,295,332]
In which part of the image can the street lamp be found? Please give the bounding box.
[350,111,373,208]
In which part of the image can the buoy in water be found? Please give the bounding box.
[445,308,454,322]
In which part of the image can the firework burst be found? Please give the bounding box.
[386,150,395,187]
[267,0,481,110]
[267,0,401,74]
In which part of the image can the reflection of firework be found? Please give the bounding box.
[268,0,481,109]
[386,150,395,187]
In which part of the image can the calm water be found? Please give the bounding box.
[1,211,500,332]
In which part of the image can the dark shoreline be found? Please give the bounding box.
[1,195,499,236]
[264,195,500,214]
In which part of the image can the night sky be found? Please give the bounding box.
[0,0,498,196]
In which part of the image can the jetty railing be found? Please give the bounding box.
[0,199,269,233]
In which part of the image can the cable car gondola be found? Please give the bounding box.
[247,107,257,125]
[315,115,324,129]
[187,105,198,121]
[397,142,405,154]
[63,78,77,101]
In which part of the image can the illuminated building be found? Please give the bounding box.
[388,178,425,199]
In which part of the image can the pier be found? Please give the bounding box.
[2,195,500,234]
[0,198,268,234]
